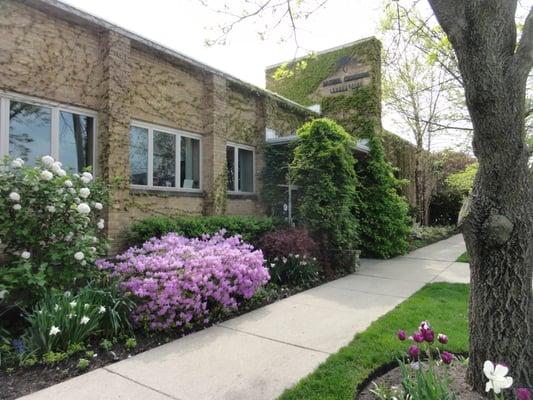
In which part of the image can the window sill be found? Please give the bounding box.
[130,188,205,198]
[227,193,258,200]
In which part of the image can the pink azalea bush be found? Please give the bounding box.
[97,231,269,330]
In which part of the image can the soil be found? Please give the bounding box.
[1,269,353,400]
[357,362,484,399]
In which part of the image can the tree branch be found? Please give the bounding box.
[514,6,533,83]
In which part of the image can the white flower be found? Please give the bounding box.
[77,203,91,214]
[79,188,90,198]
[74,251,85,261]
[68,188,76,194]
[97,219,105,230]
[484,360,513,394]
[81,172,93,184]
[92,237,99,244]
[84,303,90,309]
[94,202,103,210]
[12,204,21,211]
[11,158,24,168]
[49,326,61,336]
[53,304,59,311]
[65,232,74,241]
[69,301,77,308]
[56,168,66,177]
[90,247,96,253]
[9,192,20,202]
[80,316,90,325]
[98,306,106,314]
[41,155,55,166]
[21,251,30,260]
[64,180,73,188]
[0,289,7,300]
[81,260,87,266]
[57,188,64,195]
[40,170,53,181]
[46,205,56,213]
[64,291,71,298]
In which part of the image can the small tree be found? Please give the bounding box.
[357,135,411,258]
[290,119,359,274]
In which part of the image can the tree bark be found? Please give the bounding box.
[428,0,533,392]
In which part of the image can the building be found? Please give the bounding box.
[0,0,415,251]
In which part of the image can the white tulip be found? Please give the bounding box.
[21,251,30,259]
[41,155,54,166]
[40,170,53,181]
[76,203,91,214]
[79,188,90,198]
[9,192,20,202]
[484,360,513,394]
[74,251,84,261]
[49,326,61,336]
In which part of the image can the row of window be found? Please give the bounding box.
[0,93,255,193]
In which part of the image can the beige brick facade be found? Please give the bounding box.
[0,0,315,252]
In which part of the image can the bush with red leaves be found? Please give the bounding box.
[257,228,318,260]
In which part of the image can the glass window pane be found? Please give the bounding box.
[153,130,176,187]
[59,111,94,173]
[180,136,200,189]
[226,146,235,191]
[238,148,254,192]
[9,101,51,165]
[130,126,148,185]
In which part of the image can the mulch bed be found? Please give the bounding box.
[357,362,483,399]
[1,269,353,400]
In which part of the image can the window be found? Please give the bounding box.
[226,143,254,193]
[129,121,201,191]
[0,93,96,171]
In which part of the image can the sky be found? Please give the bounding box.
[61,0,383,88]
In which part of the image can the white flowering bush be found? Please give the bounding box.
[0,156,109,307]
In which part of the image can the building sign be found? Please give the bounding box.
[315,56,372,98]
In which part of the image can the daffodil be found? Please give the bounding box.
[484,360,513,395]
[49,326,60,336]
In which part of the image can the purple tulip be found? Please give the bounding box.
[413,331,425,343]
[408,345,420,359]
[419,320,430,333]
[424,329,435,343]
[517,388,532,400]
[397,330,407,341]
[438,333,448,344]
[441,351,453,365]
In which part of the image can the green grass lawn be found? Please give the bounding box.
[456,252,470,263]
[278,283,469,400]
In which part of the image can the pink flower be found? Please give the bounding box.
[408,345,420,359]
[441,351,453,365]
[424,329,435,343]
[438,333,448,344]
[516,388,531,400]
[397,330,407,341]
[413,331,425,343]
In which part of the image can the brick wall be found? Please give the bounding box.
[0,0,314,252]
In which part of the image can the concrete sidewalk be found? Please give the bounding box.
[20,235,468,400]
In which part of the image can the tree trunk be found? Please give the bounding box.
[428,0,533,392]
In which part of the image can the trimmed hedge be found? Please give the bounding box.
[129,215,275,245]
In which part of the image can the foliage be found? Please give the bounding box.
[77,358,90,371]
[446,163,478,197]
[257,228,317,260]
[125,337,137,350]
[409,224,457,251]
[129,215,274,245]
[24,290,104,354]
[357,135,411,258]
[98,232,269,331]
[456,252,470,263]
[0,156,109,308]
[267,254,321,288]
[278,283,469,400]
[290,119,360,273]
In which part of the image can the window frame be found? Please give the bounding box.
[130,120,202,193]
[0,91,98,173]
[226,141,255,194]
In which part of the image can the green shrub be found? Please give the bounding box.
[129,215,274,245]
[409,224,457,250]
[446,163,477,196]
[357,135,411,258]
[0,156,109,309]
[268,254,321,288]
[125,337,137,350]
[77,358,90,371]
[290,118,360,273]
